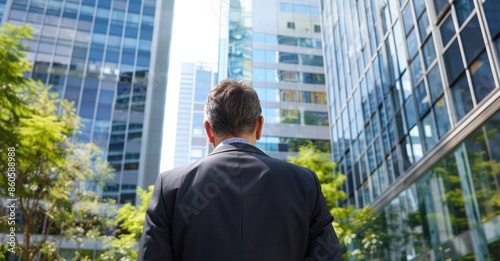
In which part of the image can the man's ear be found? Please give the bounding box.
[255,116,264,140]
[204,120,215,144]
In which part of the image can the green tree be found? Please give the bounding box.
[99,186,154,261]
[0,23,115,260]
[288,143,383,260]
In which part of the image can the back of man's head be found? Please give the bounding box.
[204,79,262,138]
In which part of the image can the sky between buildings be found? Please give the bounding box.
[160,0,220,172]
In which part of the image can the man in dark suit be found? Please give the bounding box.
[138,79,341,260]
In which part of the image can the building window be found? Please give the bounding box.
[314,24,321,32]
[287,22,295,29]
[279,52,299,64]
[279,70,299,82]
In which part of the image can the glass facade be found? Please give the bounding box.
[2,0,174,204]
[173,63,217,167]
[219,0,330,160]
[321,0,500,258]
[374,111,500,259]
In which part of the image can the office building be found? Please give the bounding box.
[218,0,330,160]
[1,0,174,204]
[173,63,217,167]
[321,0,500,259]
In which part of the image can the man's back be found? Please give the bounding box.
[139,143,340,261]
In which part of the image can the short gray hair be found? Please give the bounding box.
[204,79,262,137]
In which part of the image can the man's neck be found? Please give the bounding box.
[213,134,256,148]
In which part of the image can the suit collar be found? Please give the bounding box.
[208,142,270,157]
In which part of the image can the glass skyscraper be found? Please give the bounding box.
[321,0,500,259]
[218,0,331,160]
[1,0,174,204]
[173,62,217,167]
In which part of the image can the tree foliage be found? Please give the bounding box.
[288,142,383,260]
[0,23,116,260]
[99,186,154,261]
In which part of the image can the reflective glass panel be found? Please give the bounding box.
[421,111,438,150]
[443,40,464,83]
[433,0,448,17]
[278,52,298,64]
[405,97,417,129]
[414,0,425,17]
[451,73,474,120]
[96,90,114,120]
[462,124,500,224]
[440,14,455,47]
[461,16,485,65]
[470,51,495,103]
[278,36,297,46]
[483,0,500,38]
[401,135,414,169]
[402,4,415,34]
[301,55,323,66]
[415,81,430,117]
[418,11,431,41]
[455,0,475,25]
[427,64,443,103]
[410,54,423,84]
[79,87,98,118]
[407,29,418,59]
[422,35,437,68]
[434,96,451,138]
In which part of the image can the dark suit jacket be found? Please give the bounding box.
[138,142,341,261]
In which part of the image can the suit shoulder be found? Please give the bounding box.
[263,157,318,182]
[158,160,202,185]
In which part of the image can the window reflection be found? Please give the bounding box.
[261,108,328,126]
[418,10,431,41]
[257,136,330,152]
[192,113,205,136]
[422,112,438,150]
[434,96,451,138]
[402,4,415,34]
[131,84,146,112]
[115,82,131,110]
[483,0,500,39]
[433,0,449,18]
[422,35,436,68]
[415,81,430,117]
[96,90,114,121]
[455,0,475,25]
[361,109,500,260]
[440,15,455,47]
[451,73,473,120]
[443,40,464,83]
[469,51,495,103]
[461,16,485,65]
[278,52,298,64]
[410,54,423,85]
[464,128,500,223]
[254,33,321,49]
[79,79,98,118]
[404,97,417,129]
[406,29,418,59]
